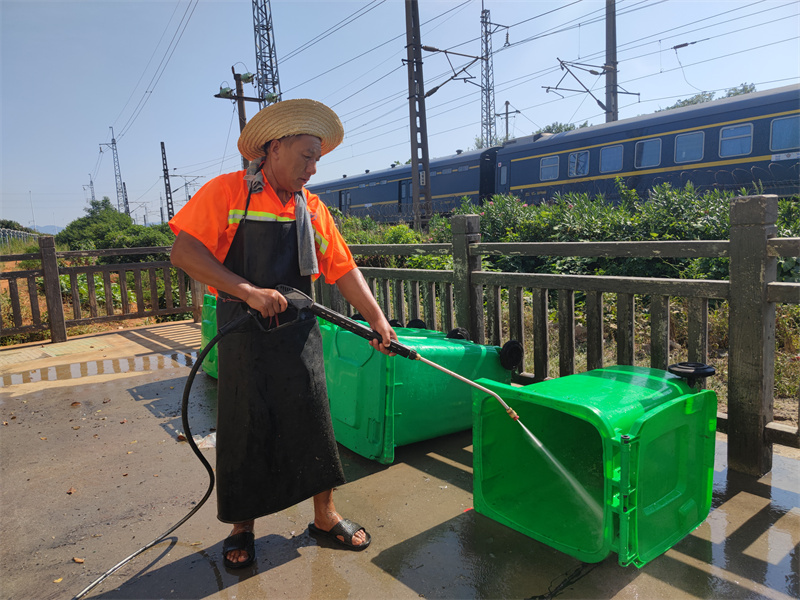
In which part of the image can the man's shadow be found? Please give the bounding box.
[88,532,309,599]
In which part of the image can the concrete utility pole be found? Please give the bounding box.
[496,100,520,141]
[605,0,618,122]
[405,0,432,229]
[171,175,204,207]
[252,0,281,108]
[215,68,261,168]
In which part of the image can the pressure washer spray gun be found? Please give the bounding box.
[71,284,526,600]
[276,284,523,422]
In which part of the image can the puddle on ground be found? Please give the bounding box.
[0,352,199,387]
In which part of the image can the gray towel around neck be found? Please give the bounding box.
[244,158,319,277]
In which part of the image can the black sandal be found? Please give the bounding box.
[222,531,256,569]
[308,519,371,551]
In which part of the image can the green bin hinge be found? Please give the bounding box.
[616,433,639,566]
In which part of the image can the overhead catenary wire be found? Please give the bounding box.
[331,4,799,154]
[111,0,184,131]
[298,0,664,144]
[281,0,388,63]
[324,0,792,133]
[111,0,797,211]
[219,104,239,176]
[117,0,199,140]
[282,0,474,98]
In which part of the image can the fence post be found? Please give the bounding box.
[727,195,777,477]
[451,214,484,343]
[190,279,204,323]
[39,236,67,343]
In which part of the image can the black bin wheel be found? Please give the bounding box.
[446,327,471,341]
[667,362,716,379]
[499,340,524,371]
[406,318,427,329]
[668,362,716,389]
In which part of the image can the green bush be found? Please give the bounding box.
[58,273,135,310]
[337,185,797,283]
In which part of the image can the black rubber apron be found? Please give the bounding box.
[215,192,345,524]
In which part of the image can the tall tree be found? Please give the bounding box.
[658,83,756,112]
[55,196,133,250]
[535,121,589,134]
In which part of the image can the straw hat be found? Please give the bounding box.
[237,99,344,161]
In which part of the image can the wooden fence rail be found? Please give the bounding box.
[0,242,201,340]
[1,195,798,476]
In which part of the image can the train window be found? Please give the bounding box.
[719,123,753,157]
[675,131,704,163]
[770,115,800,151]
[459,165,469,172]
[540,155,559,181]
[635,138,661,168]
[600,145,623,173]
[442,168,452,175]
[568,151,590,177]
[500,164,508,186]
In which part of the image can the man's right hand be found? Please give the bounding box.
[244,286,288,318]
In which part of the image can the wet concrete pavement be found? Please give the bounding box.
[1,321,798,600]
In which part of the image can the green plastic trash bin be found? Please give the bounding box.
[320,320,514,464]
[472,365,717,567]
[199,294,218,379]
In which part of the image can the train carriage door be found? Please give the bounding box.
[398,180,404,215]
[498,161,509,195]
[401,179,412,219]
[339,190,351,215]
[480,148,498,202]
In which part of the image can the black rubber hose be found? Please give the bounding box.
[72,310,253,600]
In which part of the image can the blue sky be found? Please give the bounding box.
[2,0,799,230]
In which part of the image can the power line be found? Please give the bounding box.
[442,0,586,54]
[281,0,388,63]
[111,0,184,130]
[620,35,800,87]
[282,0,474,96]
[117,0,199,140]
[309,0,660,137]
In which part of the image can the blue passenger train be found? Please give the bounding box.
[308,84,800,221]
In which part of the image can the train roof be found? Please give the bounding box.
[500,84,800,150]
[310,147,491,190]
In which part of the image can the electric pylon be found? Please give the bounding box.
[252,0,281,107]
[100,127,128,215]
[161,142,175,220]
[481,5,496,149]
[87,174,96,202]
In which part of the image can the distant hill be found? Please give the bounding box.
[36,225,64,235]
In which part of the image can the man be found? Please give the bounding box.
[170,99,396,569]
